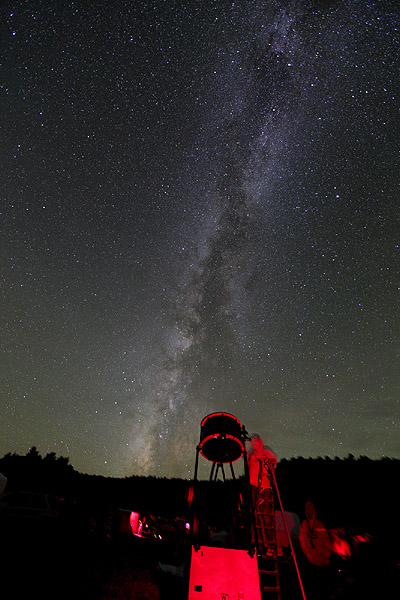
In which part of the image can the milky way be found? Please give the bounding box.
[1,1,399,478]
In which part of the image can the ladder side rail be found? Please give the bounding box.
[271,467,307,600]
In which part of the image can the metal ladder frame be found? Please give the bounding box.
[253,459,307,600]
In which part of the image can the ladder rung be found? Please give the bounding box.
[259,569,278,575]
[262,585,280,592]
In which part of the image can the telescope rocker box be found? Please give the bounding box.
[188,545,261,600]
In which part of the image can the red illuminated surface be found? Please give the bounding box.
[353,533,370,549]
[188,545,261,600]
[329,528,351,560]
[129,511,156,538]
[129,511,140,535]
[186,485,194,509]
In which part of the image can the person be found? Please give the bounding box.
[299,501,332,567]
[247,435,277,554]
[247,435,277,490]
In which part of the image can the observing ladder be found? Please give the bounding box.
[252,460,308,600]
[258,554,282,600]
[253,459,282,599]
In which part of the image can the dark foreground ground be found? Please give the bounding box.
[2,522,160,599]
[1,520,399,600]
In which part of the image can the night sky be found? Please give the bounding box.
[1,1,399,479]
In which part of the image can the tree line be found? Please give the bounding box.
[1,448,399,540]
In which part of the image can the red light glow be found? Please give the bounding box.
[129,511,140,535]
[188,545,261,600]
[329,528,351,560]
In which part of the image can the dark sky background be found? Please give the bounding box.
[1,1,399,479]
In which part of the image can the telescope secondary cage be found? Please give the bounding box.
[198,412,246,464]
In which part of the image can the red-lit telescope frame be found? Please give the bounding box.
[198,412,245,464]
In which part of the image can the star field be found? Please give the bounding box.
[1,1,399,478]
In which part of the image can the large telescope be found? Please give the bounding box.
[194,411,249,481]
[188,412,261,600]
